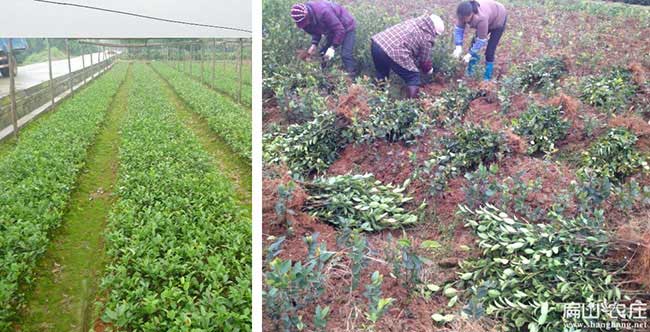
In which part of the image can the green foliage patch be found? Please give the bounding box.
[304,174,420,231]
[425,125,507,192]
[446,205,624,332]
[578,127,649,182]
[152,62,252,161]
[0,63,127,328]
[512,104,570,155]
[580,67,637,113]
[98,64,251,331]
[514,56,567,92]
[264,112,350,177]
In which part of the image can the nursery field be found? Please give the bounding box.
[0,61,251,331]
[262,0,650,331]
[169,60,252,107]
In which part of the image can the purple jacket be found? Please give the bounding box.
[302,1,356,48]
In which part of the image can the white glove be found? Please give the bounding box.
[452,46,463,58]
[324,47,335,60]
[307,44,317,55]
[427,68,434,75]
[463,53,473,63]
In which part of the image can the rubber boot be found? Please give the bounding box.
[466,54,479,76]
[406,86,420,99]
[484,62,494,81]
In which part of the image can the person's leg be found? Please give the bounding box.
[371,41,390,82]
[392,62,421,98]
[341,30,358,76]
[484,21,506,80]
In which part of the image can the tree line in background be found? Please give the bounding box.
[14,38,102,65]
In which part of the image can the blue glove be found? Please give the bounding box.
[467,53,480,76]
[470,38,488,54]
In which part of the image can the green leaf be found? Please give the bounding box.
[538,302,549,325]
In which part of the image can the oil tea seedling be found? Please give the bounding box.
[265,112,351,177]
[353,91,430,144]
[512,104,569,155]
[578,127,649,183]
[431,83,479,126]
[425,125,507,193]
[304,174,421,231]
[363,271,394,329]
[580,67,637,113]
[384,235,429,290]
[450,205,626,332]
[515,56,567,93]
[265,233,335,331]
[348,230,369,291]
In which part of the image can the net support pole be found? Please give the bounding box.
[189,44,194,77]
[81,45,86,84]
[8,39,18,139]
[200,41,205,83]
[66,38,73,95]
[238,38,243,104]
[47,38,54,107]
[212,39,216,88]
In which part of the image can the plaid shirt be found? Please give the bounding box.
[372,15,437,72]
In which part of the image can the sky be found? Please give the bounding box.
[4,0,252,38]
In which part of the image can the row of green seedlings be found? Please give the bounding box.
[265,229,443,331]
[270,127,650,331]
[185,60,252,107]
[264,38,459,127]
[579,67,640,114]
[264,80,480,179]
[463,122,650,214]
[498,56,644,116]
[571,127,650,219]
[0,63,128,329]
[428,204,635,332]
[151,62,252,162]
[263,59,347,125]
[497,56,568,113]
[97,64,251,330]
[462,160,650,226]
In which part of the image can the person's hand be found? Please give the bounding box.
[463,53,473,63]
[307,44,317,55]
[324,47,335,61]
[452,46,463,58]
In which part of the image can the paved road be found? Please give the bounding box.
[0,52,115,97]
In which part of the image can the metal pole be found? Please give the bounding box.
[212,40,216,88]
[81,45,86,84]
[47,38,54,107]
[66,38,73,95]
[189,44,193,77]
[8,39,18,138]
[200,41,205,83]
[239,38,243,104]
